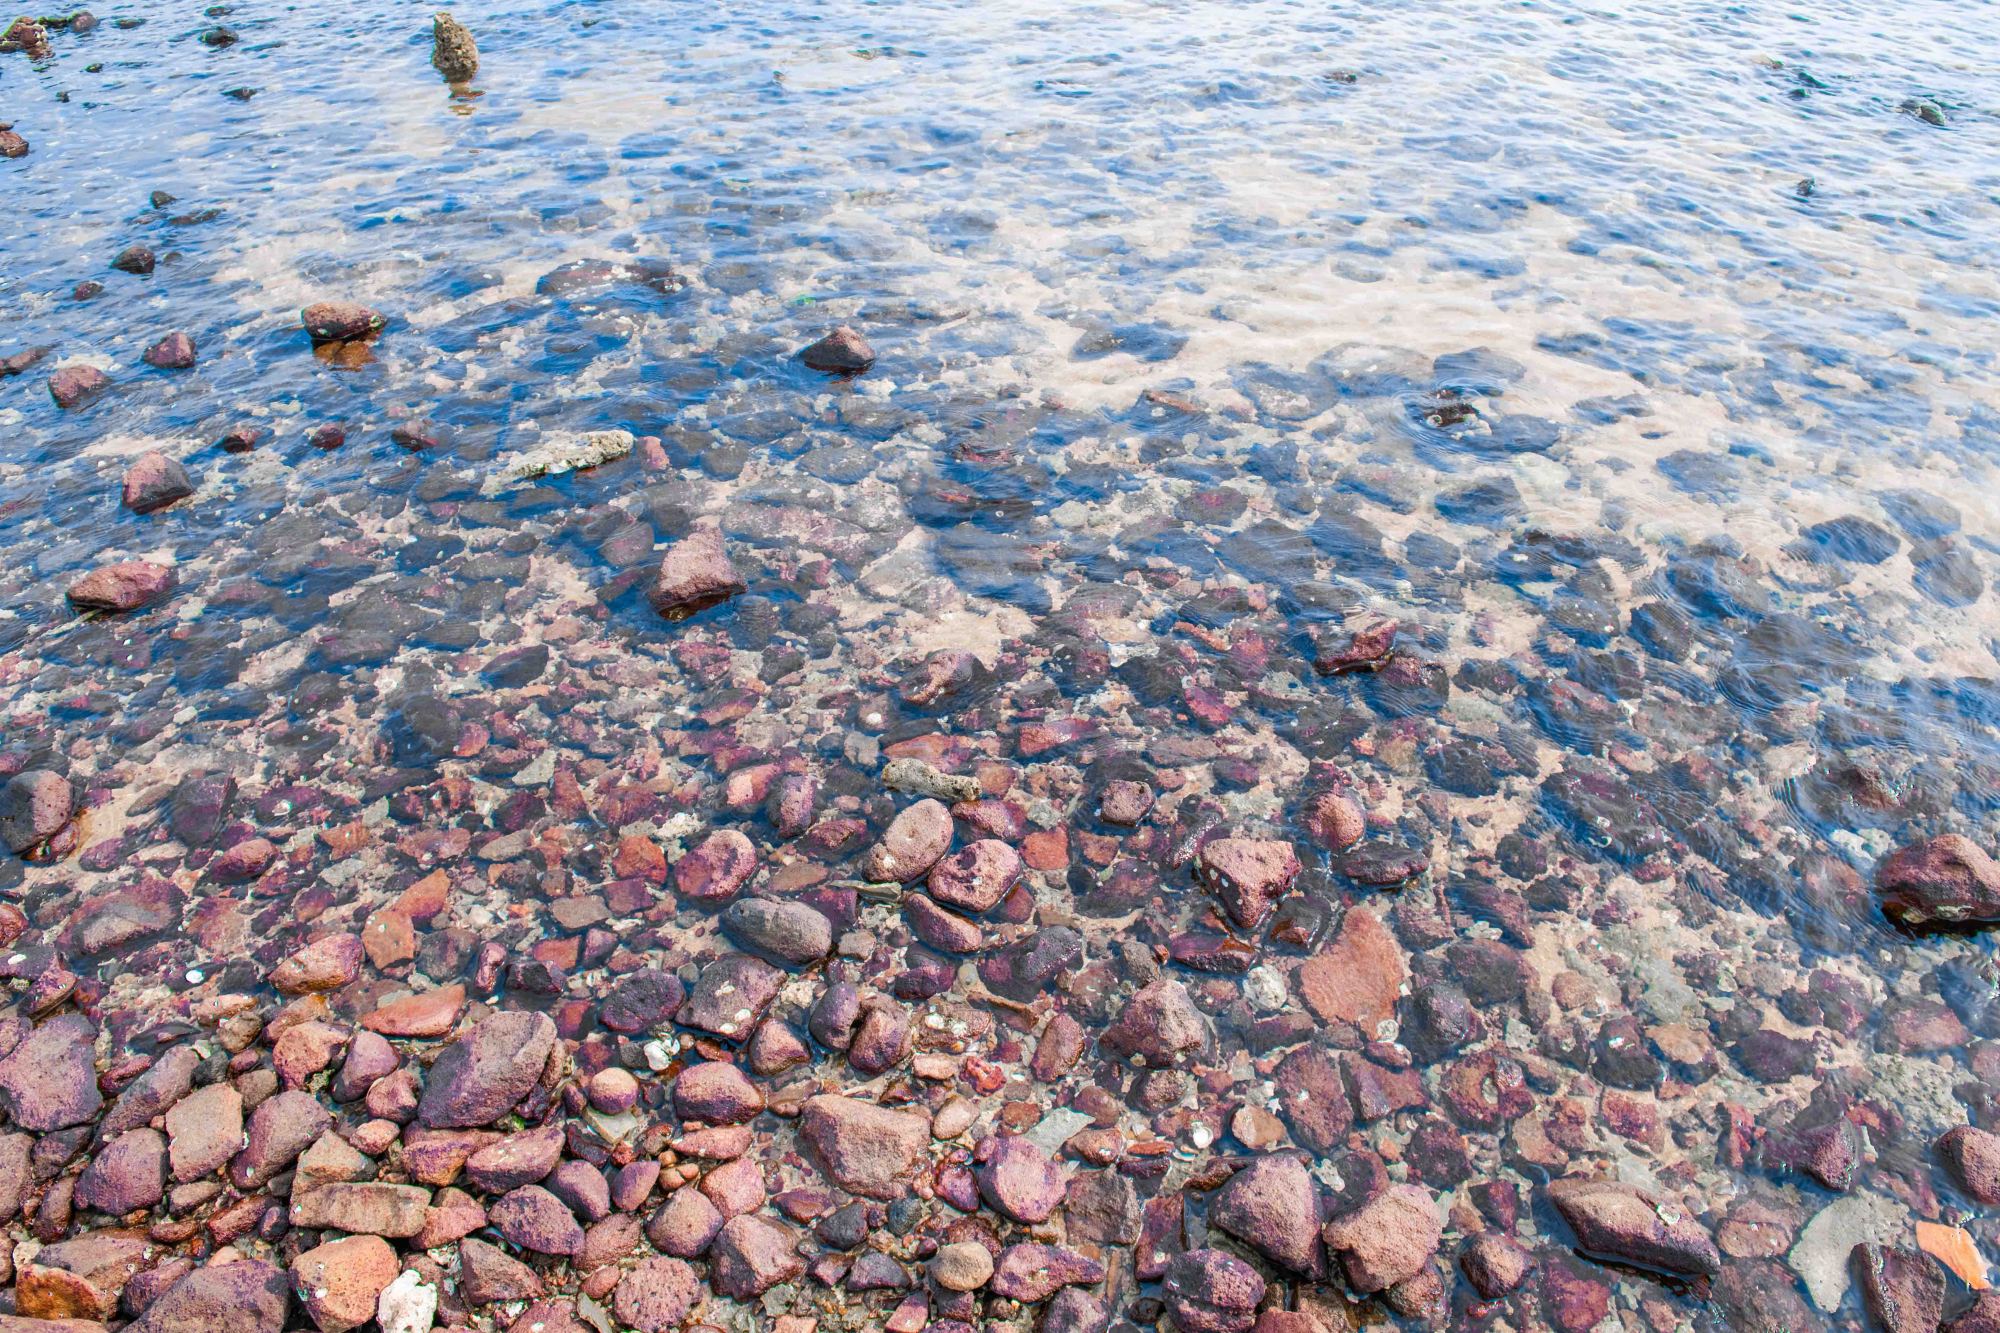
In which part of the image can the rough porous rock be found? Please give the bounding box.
[709,1215,803,1298]
[0,770,73,854]
[1850,1242,1945,1333]
[301,302,385,344]
[651,525,746,618]
[676,953,781,1039]
[48,365,110,409]
[1322,1183,1443,1292]
[611,1256,698,1333]
[75,1128,167,1214]
[1102,977,1208,1067]
[977,1135,1066,1224]
[130,1259,289,1333]
[1940,1125,2000,1205]
[1163,1248,1265,1333]
[0,1014,103,1131]
[926,839,1023,913]
[1295,907,1407,1033]
[417,1011,557,1128]
[1876,834,2000,929]
[291,1235,398,1333]
[269,933,362,995]
[1211,1155,1324,1276]
[673,828,757,903]
[1197,837,1301,929]
[121,451,195,513]
[489,1185,585,1255]
[800,1095,930,1200]
[930,1241,994,1292]
[141,332,197,369]
[431,11,478,81]
[1546,1177,1721,1279]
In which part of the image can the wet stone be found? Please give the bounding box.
[417,1010,557,1128]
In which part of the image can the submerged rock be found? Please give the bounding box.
[502,429,633,480]
[67,561,174,613]
[0,770,73,855]
[1546,1176,1720,1279]
[650,524,746,618]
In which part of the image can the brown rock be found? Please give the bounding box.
[289,1182,430,1238]
[800,1095,929,1199]
[1197,838,1301,929]
[1295,907,1406,1033]
[291,1235,397,1333]
[48,365,110,410]
[417,1010,557,1128]
[141,333,196,370]
[709,1215,803,1297]
[651,525,745,618]
[863,799,955,882]
[0,771,73,854]
[1850,1243,1945,1333]
[799,326,875,374]
[1321,1183,1442,1293]
[301,302,385,343]
[1546,1177,1720,1279]
[269,934,363,994]
[1876,834,2000,929]
[66,562,173,613]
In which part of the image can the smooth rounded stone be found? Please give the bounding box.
[721,897,831,964]
[489,1185,584,1256]
[904,893,983,954]
[292,1234,398,1333]
[709,1215,804,1298]
[1163,1249,1265,1333]
[1303,788,1365,850]
[1851,1242,1945,1333]
[122,451,193,512]
[301,302,385,343]
[458,1236,543,1305]
[672,1061,765,1124]
[75,1128,166,1214]
[548,1160,610,1223]
[48,364,110,409]
[431,10,478,80]
[586,1067,640,1114]
[800,1095,930,1200]
[1102,977,1208,1067]
[930,1241,994,1292]
[210,836,276,884]
[1321,1183,1443,1293]
[809,981,862,1049]
[611,1256,698,1333]
[799,325,875,374]
[417,1011,557,1128]
[66,560,173,612]
[142,331,197,369]
[646,1187,724,1258]
[0,126,25,158]
[650,525,746,618]
[1941,1126,2000,1205]
[0,770,73,853]
[1802,515,1900,564]
[110,244,155,274]
[1546,1177,1720,1279]
[330,1030,396,1103]
[1459,1232,1533,1298]
[1211,1155,1324,1276]
[482,643,549,687]
[673,828,757,904]
[927,839,1022,913]
[290,1182,430,1238]
[1876,834,2000,929]
[165,1082,242,1181]
[126,1260,287,1332]
[846,1000,912,1075]
[990,1242,1106,1303]
[977,1135,1066,1224]
[269,933,363,994]
[863,799,955,882]
[677,953,782,1039]
[598,968,684,1033]
[1196,838,1301,930]
[465,1125,566,1193]
[0,1013,103,1131]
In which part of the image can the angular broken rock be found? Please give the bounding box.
[1322,1182,1443,1293]
[862,798,954,882]
[1210,1154,1324,1276]
[650,524,745,618]
[417,1010,557,1128]
[1101,977,1208,1067]
[927,838,1023,913]
[0,1013,103,1130]
[676,952,781,1039]
[799,325,875,374]
[1546,1176,1721,1279]
[66,561,174,613]
[142,331,197,369]
[1163,1248,1265,1333]
[800,1095,930,1199]
[710,1214,804,1297]
[301,301,385,344]
[1196,837,1300,930]
[292,1234,398,1333]
[977,1135,1066,1224]
[48,364,110,410]
[129,1258,290,1333]
[1850,1242,1945,1333]
[1876,834,2000,929]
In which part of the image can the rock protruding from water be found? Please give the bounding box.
[799,326,875,374]
[1876,834,2000,929]
[650,524,745,619]
[123,451,194,513]
[0,770,73,855]
[67,561,174,613]
[301,302,386,344]
[432,12,478,83]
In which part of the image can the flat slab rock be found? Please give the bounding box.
[1547,1177,1721,1279]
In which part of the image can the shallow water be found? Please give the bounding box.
[4,0,2000,1328]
